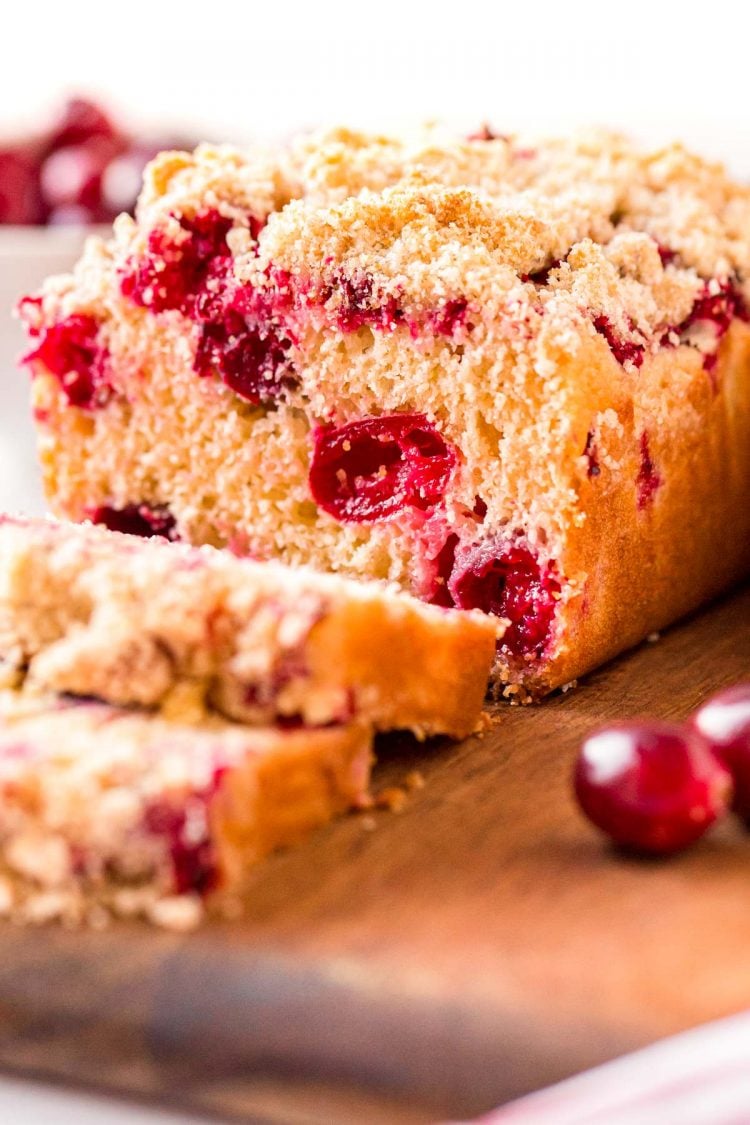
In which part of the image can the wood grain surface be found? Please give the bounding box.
[0,588,749,1124]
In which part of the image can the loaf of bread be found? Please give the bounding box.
[19,127,750,694]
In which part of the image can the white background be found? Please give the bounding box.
[3,0,750,172]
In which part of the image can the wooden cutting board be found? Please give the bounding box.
[0,588,748,1124]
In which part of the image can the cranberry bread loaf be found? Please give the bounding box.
[0,516,496,736]
[19,127,750,694]
[0,688,371,928]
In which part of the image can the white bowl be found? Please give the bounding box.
[0,225,104,515]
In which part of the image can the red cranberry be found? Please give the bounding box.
[472,496,488,521]
[656,243,677,266]
[574,721,732,854]
[691,684,750,821]
[419,525,459,608]
[122,212,295,405]
[22,314,112,410]
[427,298,471,337]
[46,97,119,150]
[448,538,560,658]
[194,286,297,406]
[120,209,234,315]
[89,503,177,540]
[681,279,748,337]
[319,272,406,333]
[668,279,749,377]
[594,315,645,368]
[39,137,123,223]
[309,413,457,523]
[0,146,44,224]
[636,431,661,509]
[100,138,191,216]
[143,799,217,895]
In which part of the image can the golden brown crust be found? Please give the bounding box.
[212,719,373,895]
[540,321,750,692]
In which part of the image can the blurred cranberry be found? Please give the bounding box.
[39,137,123,223]
[0,97,195,226]
[0,146,44,224]
[101,138,191,215]
[691,683,750,821]
[46,96,118,150]
[46,204,101,226]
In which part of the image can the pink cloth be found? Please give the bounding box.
[463,1010,750,1124]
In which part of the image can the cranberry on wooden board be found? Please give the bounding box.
[574,721,732,854]
[691,684,750,821]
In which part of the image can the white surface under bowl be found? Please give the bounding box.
[0,225,105,515]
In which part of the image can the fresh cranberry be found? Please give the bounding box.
[692,684,750,821]
[22,314,112,410]
[39,137,123,223]
[143,800,217,895]
[194,286,297,406]
[636,431,661,509]
[309,413,457,523]
[0,146,44,224]
[46,97,119,150]
[120,209,234,314]
[448,538,560,658]
[574,721,732,854]
[594,315,645,368]
[89,503,177,540]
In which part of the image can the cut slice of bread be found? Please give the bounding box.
[0,515,498,737]
[0,687,372,929]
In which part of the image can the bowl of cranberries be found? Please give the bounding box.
[0,96,195,515]
[0,95,194,229]
[574,683,750,855]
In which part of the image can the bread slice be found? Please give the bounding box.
[0,515,497,736]
[21,127,750,694]
[0,687,371,929]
